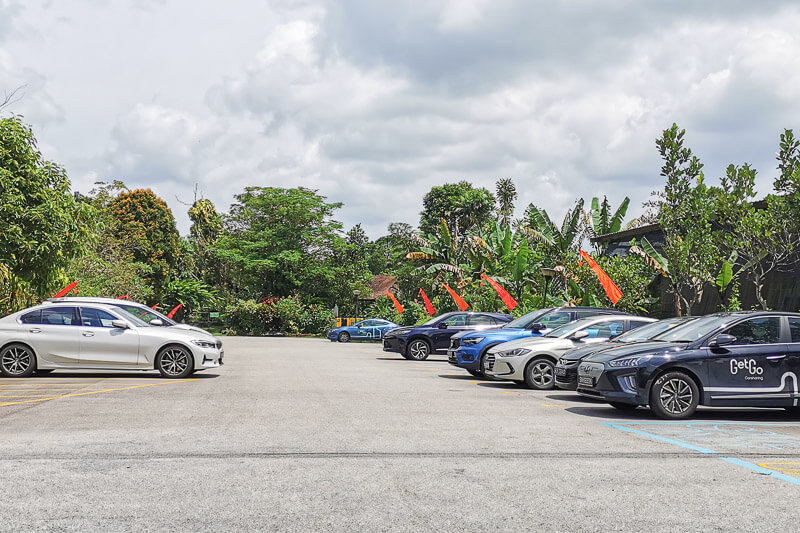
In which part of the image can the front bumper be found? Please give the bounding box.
[554,362,579,390]
[195,347,224,369]
[447,345,481,370]
[383,337,406,354]
[576,363,642,404]
[485,353,526,381]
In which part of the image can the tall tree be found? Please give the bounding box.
[0,116,93,312]
[495,178,518,228]
[419,181,495,236]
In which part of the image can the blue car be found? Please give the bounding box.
[382,311,512,360]
[448,307,634,377]
[328,319,400,342]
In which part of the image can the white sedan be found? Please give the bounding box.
[0,302,223,378]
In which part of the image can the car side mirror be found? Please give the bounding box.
[149,319,164,326]
[438,322,448,329]
[111,320,130,329]
[571,330,589,340]
[529,322,545,332]
[709,334,737,348]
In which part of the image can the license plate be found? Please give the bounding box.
[578,376,594,387]
[555,367,566,376]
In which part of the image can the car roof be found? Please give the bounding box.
[45,297,148,306]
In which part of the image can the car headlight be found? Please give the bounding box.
[461,337,485,345]
[191,339,218,349]
[497,348,531,358]
[607,356,650,368]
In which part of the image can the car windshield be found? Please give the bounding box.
[546,318,598,338]
[655,315,735,343]
[613,318,687,343]
[115,303,175,325]
[422,313,453,326]
[113,307,151,327]
[502,308,552,329]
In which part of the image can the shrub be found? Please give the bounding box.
[224,296,334,335]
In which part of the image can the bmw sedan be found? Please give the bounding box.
[327,319,400,342]
[485,315,655,389]
[555,317,695,390]
[576,311,800,419]
[0,302,223,378]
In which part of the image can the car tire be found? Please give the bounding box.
[156,345,195,379]
[406,339,431,361]
[523,357,555,390]
[466,369,482,377]
[649,371,699,420]
[609,402,638,411]
[338,332,351,343]
[0,343,37,378]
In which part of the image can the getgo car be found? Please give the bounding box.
[0,302,223,378]
[382,312,512,360]
[327,319,400,342]
[554,317,695,390]
[576,311,800,419]
[448,307,631,377]
[485,315,654,389]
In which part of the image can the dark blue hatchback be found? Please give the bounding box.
[577,311,800,419]
[382,311,512,360]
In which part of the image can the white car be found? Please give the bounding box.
[0,302,223,378]
[485,315,656,389]
[44,296,214,338]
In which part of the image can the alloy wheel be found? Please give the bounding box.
[659,378,694,415]
[159,347,191,378]
[529,360,554,388]
[408,340,430,360]
[1,345,34,377]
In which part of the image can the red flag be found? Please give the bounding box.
[442,283,469,311]
[386,291,404,314]
[167,303,183,319]
[418,288,436,316]
[580,250,623,305]
[117,294,129,300]
[151,303,159,310]
[54,281,77,298]
[480,274,518,311]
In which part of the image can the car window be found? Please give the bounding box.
[440,314,467,326]
[629,320,652,329]
[790,318,800,343]
[581,320,626,339]
[41,307,78,326]
[361,320,378,327]
[115,304,162,324]
[576,310,609,319]
[79,307,119,328]
[468,314,497,326]
[723,317,781,345]
[20,310,42,324]
[539,312,571,329]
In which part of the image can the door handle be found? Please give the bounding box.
[766,355,786,360]
[82,331,95,337]
[29,328,41,333]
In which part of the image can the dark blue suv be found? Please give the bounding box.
[382,312,512,360]
[448,307,631,376]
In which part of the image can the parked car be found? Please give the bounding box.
[554,317,695,390]
[0,302,223,378]
[382,311,512,360]
[327,319,400,342]
[44,297,214,338]
[448,306,633,377]
[485,315,655,389]
[576,311,800,419]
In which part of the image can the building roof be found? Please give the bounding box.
[591,223,662,243]
[366,275,398,299]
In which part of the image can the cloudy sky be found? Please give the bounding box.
[3,0,800,237]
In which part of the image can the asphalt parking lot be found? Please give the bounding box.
[1,337,799,532]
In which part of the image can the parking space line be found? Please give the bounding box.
[0,379,199,407]
[605,422,800,487]
[757,463,800,476]
[542,404,565,407]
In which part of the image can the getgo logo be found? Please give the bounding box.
[730,358,763,376]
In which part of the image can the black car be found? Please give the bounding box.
[576,311,800,419]
[382,311,512,360]
[554,317,694,391]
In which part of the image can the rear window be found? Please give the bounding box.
[41,307,78,326]
[20,310,42,324]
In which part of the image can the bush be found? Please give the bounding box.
[224,296,334,335]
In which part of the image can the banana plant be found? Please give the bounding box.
[520,199,585,262]
[585,196,630,250]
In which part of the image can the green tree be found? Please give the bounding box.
[0,116,94,312]
[188,198,225,288]
[495,178,518,228]
[419,181,495,236]
[108,189,183,300]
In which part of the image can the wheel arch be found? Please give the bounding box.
[153,341,196,370]
[0,340,39,369]
[646,365,705,405]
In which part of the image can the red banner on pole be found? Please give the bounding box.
[580,250,623,305]
[386,291,404,314]
[418,288,436,316]
[442,284,469,311]
[167,303,183,319]
[151,303,159,310]
[53,281,77,298]
[117,294,129,300]
[480,274,518,311]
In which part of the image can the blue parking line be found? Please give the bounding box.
[604,422,800,487]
